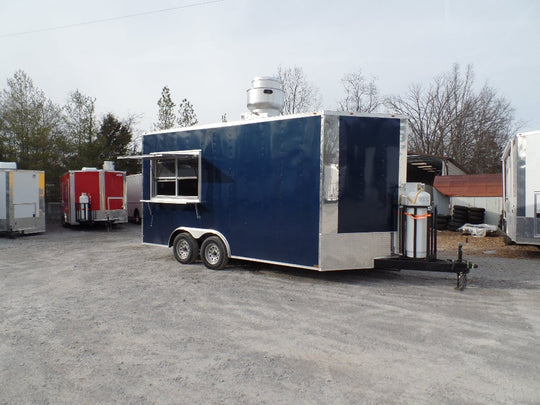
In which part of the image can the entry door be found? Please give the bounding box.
[12,171,40,219]
[105,172,125,210]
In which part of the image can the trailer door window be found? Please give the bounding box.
[152,154,200,202]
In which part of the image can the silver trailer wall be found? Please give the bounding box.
[126,173,142,223]
[0,169,46,234]
[502,130,540,245]
[318,114,408,270]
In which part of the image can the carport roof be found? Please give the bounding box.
[407,153,467,185]
[434,173,502,197]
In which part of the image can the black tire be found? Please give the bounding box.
[468,217,484,224]
[133,209,141,224]
[173,233,198,264]
[468,216,484,222]
[468,212,484,217]
[200,236,228,270]
[468,212,484,218]
[447,220,464,231]
[451,218,467,224]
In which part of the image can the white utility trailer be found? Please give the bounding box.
[0,162,46,235]
[502,130,540,245]
[126,173,142,223]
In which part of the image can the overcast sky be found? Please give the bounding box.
[1,0,539,134]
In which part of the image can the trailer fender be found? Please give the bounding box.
[168,227,232,257]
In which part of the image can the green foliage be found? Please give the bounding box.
[177,98,198,127]
[154,86,198,129]
[63,89,98,169]
[154,86,176,130]
[0,70,66,182]
[0,70,140,201]
[96,113,139,173]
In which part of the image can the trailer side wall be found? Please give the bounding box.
[503,131,540,245]
[1,170,45,234]
[143,116,322,267]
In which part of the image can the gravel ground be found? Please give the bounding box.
[1,223,539,404]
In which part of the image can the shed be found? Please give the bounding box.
[433,174,503,226]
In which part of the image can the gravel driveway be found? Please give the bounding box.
[1,223,539,404]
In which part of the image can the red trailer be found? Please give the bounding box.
[60,162,127,227]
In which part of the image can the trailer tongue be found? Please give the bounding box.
[374,185,476,290]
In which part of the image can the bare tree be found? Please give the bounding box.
[277,66,321,114]
[338,70,380,113]
[385,64,515,173]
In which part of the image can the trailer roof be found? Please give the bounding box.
[139,111,408,137]
[433,174,502,197]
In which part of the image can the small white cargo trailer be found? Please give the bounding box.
[126,173,142,223]
[502,130,540,245]
[0,162,46,235]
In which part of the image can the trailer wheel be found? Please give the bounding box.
[201,236,228,270]
[173,233,198,264]
[133,209,141,224]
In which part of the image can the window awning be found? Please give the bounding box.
[118,150,201,160]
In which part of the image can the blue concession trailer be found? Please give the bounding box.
[139,111,410,271]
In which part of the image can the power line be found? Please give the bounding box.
[0,0,224,39]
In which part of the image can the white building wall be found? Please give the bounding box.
[450,196,503,226]
[432,188,450,215]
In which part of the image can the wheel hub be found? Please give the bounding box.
[177,240,190,259]
[206,244,220,264]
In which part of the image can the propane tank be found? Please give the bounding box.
[79,192,90,221]
[402,185,431,258]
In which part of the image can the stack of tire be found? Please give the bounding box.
[447,205,469,231]
[467,207,485,224]
[436,214,451,230]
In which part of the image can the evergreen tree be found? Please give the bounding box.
[177,98,198,127]
[63,89,97,168]
[94,113,133,164]
[154,86,176,130]
[0,70,66,197]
